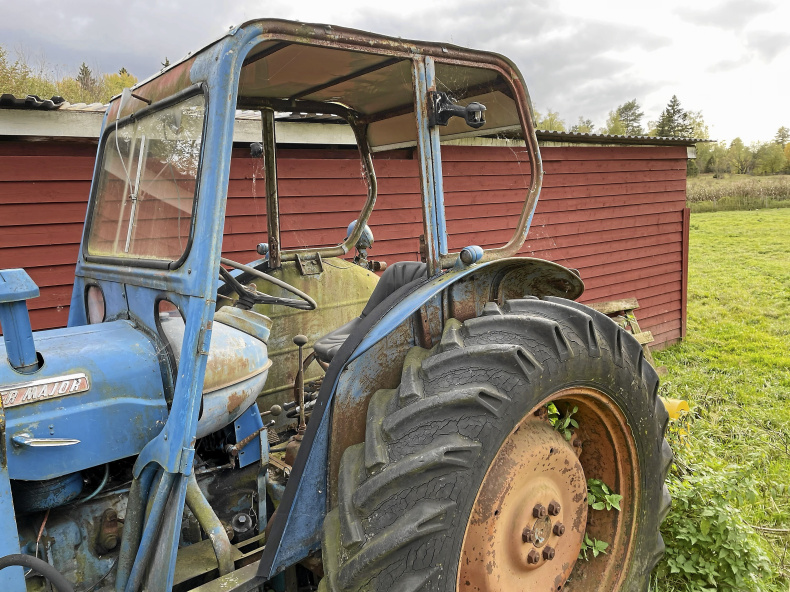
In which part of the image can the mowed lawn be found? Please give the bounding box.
[653,209,790,591]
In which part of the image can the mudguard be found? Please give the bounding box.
[256,257,582,580]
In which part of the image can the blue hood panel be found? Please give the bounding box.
[0,320,167,480]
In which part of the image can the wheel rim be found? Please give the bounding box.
[457,387,639,592]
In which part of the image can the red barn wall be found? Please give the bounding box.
[0,140,688,347]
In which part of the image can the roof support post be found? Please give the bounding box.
[262,108,281,269]
[412,57,448,276]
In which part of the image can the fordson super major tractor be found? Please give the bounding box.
[0,19,671,592]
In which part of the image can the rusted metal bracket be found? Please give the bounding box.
[294,253,324,276]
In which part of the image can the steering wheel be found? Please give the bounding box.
[219,257,317,311]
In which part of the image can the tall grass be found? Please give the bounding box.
[687,175,790,212]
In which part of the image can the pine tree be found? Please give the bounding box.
[616,99,644,135]
[76,62,95,91]
[654,95,693,137]
[775,126,789,147]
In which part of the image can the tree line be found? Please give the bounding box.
[536,95,789,176]
[694,131,790,177]
[0,44,139,104]
[535,95,709,138]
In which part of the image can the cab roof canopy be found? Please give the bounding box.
[110,19,534,152]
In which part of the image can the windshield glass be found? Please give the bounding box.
[87,93,206,262]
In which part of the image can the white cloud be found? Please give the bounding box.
[0,0,787,142]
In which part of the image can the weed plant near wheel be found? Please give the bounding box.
[320,297,671,592]
[653,209,790,592]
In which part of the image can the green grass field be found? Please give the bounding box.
[652,209,790,591]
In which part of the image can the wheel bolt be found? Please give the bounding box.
[542,546,556,561]
[553,522,565,536]
[522,527,535,543]
[548,500,561,516]
[527,549,541,564]
[533,503,547,518]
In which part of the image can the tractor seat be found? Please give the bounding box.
[312,261,428,364]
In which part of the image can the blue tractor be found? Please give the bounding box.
[0,19,671,592]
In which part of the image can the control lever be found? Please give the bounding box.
[261,404,283,418]
[284,335,309,466]
[226,419,276,458]
[293,335,308,434]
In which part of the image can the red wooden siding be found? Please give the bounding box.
[0,140,687,347]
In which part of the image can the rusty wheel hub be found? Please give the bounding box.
[458,387,639,592]
[458,417,587,590]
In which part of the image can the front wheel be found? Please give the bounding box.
[321,297,672,592]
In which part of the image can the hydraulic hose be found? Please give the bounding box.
[185,472,235,576]
[0,553,74,592]
[115,464,156,592]
[124,471,176,592]
[80,463,110,503]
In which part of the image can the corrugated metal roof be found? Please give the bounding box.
[0,94,66,110]
[535,129,710,146]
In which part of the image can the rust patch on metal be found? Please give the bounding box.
[227,392,246,414]
[458,387,639,592]
[415,305,433,349]
[459,418,586,590]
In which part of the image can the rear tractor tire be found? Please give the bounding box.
[320,297,672,592]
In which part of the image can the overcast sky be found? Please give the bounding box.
[1,0,788,144]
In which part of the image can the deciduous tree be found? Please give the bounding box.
[600,110,626,135]
[570,116,595,133]
[706,142,731,177]
[728,138,753,174]
[752,142,786,175]
[0,45,58,99]
[101,68,138,102]
[600,99,644,135]
[535,109,566,132]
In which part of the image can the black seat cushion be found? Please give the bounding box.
[313,261,428,363]
[312,317,362,364]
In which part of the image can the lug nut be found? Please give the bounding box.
[527,549,541,564]
[533,503,547,518]
[522,527,535,543]
[548,500,561,516]
[542,546,556,561]
[553,522,565,536]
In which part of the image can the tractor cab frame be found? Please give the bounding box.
[0,18,669,592]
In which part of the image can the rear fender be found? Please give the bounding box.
[256,257,581,579]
